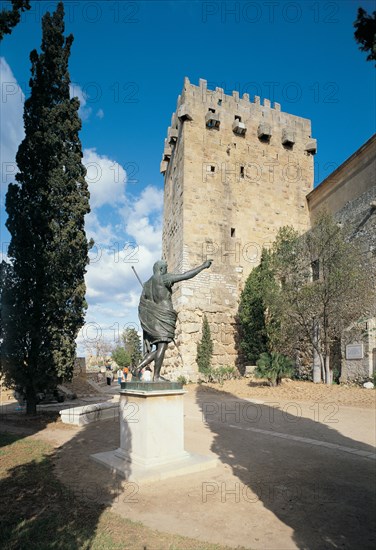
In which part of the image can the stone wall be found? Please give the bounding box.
[74,357,86,377]
[161,78,315,379]
[307,134,376,381]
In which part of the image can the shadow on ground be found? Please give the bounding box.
[195,385,376,550]
[0,406,126,549]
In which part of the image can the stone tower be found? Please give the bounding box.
[161,77,316,379]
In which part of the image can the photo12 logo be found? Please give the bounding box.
[20,1,140,24]
[201,480,338,504]
[201,2,340,24]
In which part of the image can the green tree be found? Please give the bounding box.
[0,0,30,40]
[121,327,142,367]
[272,212,374,384]
[0,261,9,362]
[0,2,91,414]
[238,248,280,364]
[196,315,213,373]
[354,7,376,63]
[112,347,131,369]
[255,352,293,386]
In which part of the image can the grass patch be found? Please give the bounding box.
[0,433,238,550]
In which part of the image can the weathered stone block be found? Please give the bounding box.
[282,128,295,145]
[305,139,317,154]
[258,122,272,139]
[205,111,220,129]
[160,160,168,174]
[168,127,179,143]
[232,119,247,136]
[178,103,193,122]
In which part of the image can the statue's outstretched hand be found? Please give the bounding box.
[203,259,213,269]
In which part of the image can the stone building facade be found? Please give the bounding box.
[160,78,316,379]
[307,134,376,380]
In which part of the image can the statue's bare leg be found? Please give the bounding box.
[133,348,157,377]
[153,342,168,381]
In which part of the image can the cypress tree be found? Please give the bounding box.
[121,328,142,367]
[1,2,91,414]
[196,315,213,373]
[238,248,279,364]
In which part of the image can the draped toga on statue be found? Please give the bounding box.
[138,273,177,345]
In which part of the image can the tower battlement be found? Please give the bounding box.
[161,77,316,176]
[161,77,316,379]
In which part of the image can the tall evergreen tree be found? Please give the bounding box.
[121,327,142,367]
[0,2,91,414]
[238,249,280,364]
[196,315,213,373]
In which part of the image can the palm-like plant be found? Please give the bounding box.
[255,352,294,386]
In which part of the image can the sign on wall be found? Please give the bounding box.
[346,344,364,360]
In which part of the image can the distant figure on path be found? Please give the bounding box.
[141,366,153,382]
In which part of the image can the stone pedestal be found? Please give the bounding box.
[91,385,217,484]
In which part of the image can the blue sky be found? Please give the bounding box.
[1,0,375,355]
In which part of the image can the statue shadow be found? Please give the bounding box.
[195,385,376,550]
[0,407,132,549]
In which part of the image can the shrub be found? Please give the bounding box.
[255,352,294,386]
[177,375,187,386]
[199,365,238,386]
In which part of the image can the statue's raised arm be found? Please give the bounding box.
[167,259,213,285]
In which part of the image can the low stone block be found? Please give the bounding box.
[60,401,119,426]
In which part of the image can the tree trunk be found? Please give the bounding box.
[26,388,38,415]
[313,349,322,383]
[312,321,322,383]
[325,355,331,385]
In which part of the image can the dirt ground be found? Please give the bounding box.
[185,378,376,408]
[1,379,375,549]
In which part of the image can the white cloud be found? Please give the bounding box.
[121,186,164,249]
[96,108,104,119]
[69,82,92,121]
[83,147,127,209]
[85,210,118,246]
[82,181,164,355]
[0,57,25,191]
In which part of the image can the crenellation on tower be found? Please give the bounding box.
[161,78,316,380]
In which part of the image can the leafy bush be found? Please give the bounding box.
[255,352,293,386]
[293,363,313,381]
[199,365,238,386]
[177,375,187,386]
[111,347,131,368]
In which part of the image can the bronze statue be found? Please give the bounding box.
[135,259,212,381]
